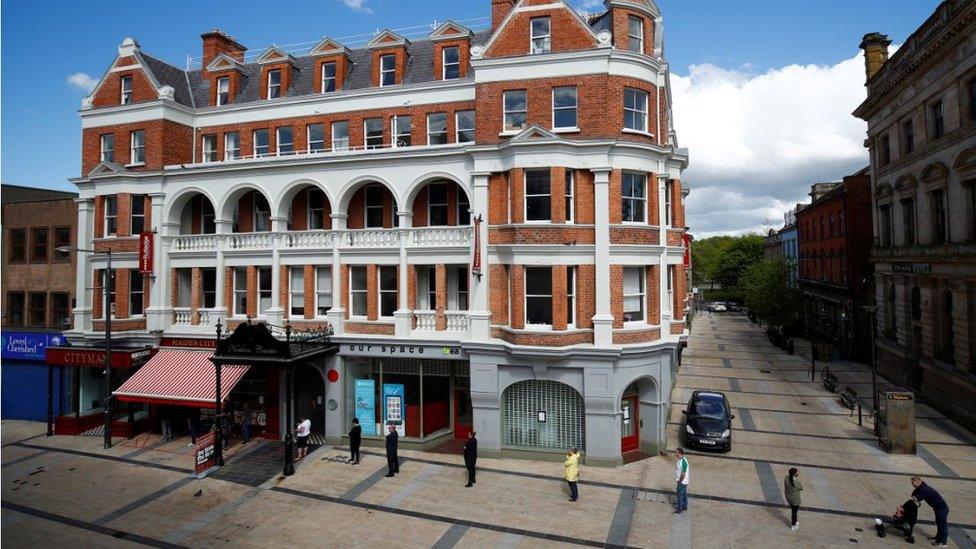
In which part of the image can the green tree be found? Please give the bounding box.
[690,235,735,288]
[713,234,764,290]
[739,257,801,328]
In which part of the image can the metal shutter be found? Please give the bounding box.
[503,380,585,451]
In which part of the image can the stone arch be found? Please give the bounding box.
[894,174,918,196]
[617,375,664,454]
[404,173,474,227]
[920,162,950,189]
[874,182,894,201]
[500,379,585,451]
[273,178,335,221]
[954,147,976,180]
[163,186,218,232]
[335,175,400,215]
[403,172,473,211]
[217,183,274,224]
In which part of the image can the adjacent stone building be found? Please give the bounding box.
[854,0,976,430]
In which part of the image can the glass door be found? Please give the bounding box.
[621,395,639,453]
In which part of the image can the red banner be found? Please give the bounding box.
[682,234,691,267]
[472,216,482,276]
[194,431,217,475]
[46,347,151,368]
[139,232,154,274]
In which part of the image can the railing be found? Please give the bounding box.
[345,229,399,248]
[198,308,217,327]
[414,310,437,331]
[171,234,218,252]
[228,232,275,251]
[283,230,332,249]
[188,140,469,167]
[173,307,192,325]
[409,226,472,247]
[166,226,472,254]
[444,311,470,332]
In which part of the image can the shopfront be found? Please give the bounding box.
[1,331,67,422]
[340,342,470,444]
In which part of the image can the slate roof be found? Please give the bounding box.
[1,184,78,203]
[141,29,493,110]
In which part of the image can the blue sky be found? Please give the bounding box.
[0,0,940,232]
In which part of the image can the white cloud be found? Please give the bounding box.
[576,0,605,11]
[671,52,873,237]
[340,0,373,14]
[66,72,98,94]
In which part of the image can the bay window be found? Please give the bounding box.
[525,169,551,222]
[622,172,647,223]
[623,267,645,322]
[624,88,648,132]
[628,16,644,53]
[525,267,553,326]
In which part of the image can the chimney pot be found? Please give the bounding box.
[201,29,246,71]
[859,32,891,82]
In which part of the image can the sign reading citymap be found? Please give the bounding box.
[355,379,377,436]
[138,232,154,274]
[1,332,64,361]
[341,343,465,359]
[383,383,405,438]
[194,431,217,475]
[46,346,151,368]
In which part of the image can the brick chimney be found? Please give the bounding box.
[201,29,246,71]
[492,0,516,31]
[859,32,891,82]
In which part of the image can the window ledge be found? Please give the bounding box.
[522,324,554,332]
[622,321,651,330]
[499,130,522,137]
[552,127,580,134]
[125,162,146,168]
[622,128,655,139]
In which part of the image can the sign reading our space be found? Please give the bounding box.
[341,343,465,359]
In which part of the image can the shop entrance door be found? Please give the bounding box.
[621,395,639,453]
[454,388,473,440]
[295,366,325,435]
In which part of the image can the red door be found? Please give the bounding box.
[454,388,473,440]
[621,395,639,453]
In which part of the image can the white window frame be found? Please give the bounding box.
[129,270,144,317]
[621,172,647,224]
[129,130,145,165]
[267,69,282,99]
[565,170,575,224]
[364,185,386,228]
[392,115,412,147]
[427,113,448,145]
[666,265,675,316]
[253,129,270,157]
[552,86,578,130]
[307,123,325,153]
[455,110,475,143]
[457,191,471,226]
[290,267,305,318]
[276,126,293,155]
[627,16,644,53]
[216,76,230,105]
[315,266,332,317]
[567,266,576,328]
[378,265,397,318]
[224,132,240,160]
[202,135,217,162]
[130,194,146,234]
[331,121,349,151]
[427,182,449,226]
[100,134,114,163]
[453,266,469,311]
[104,195,118,236]
[623,88,648,133]
[233,268,247,317]
[257,266,272,315]
[379,54,396,87]
[120,76,133,105]
[530,16,551,55]
[307,189,326,230]
[442,46,461,79]
[524,169,552,223]
[664,179,674,227]
[623,266,645,325]
[349,266,368,318]
[524,266,553,329]
[503,90,528,133]
[417,266,436,310]
[364,118,383,149]
[320,61,337,93]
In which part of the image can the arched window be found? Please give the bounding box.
[502,380,584,451]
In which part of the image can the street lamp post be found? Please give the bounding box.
[862,304,881,437]
[59,246,113,449]
[283,324,295,476]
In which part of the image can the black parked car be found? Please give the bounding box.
[682,390,734,451]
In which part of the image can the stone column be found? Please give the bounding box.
[72,198,95,332]
[144,192,171,332]
[469,173,491,340]
[264,216,286,326]
[327,214,347,334]
[394,211,413,337]
[210,219,231,327]
[592,168,614,346]
[435,264,448,330]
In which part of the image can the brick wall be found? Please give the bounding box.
[91,63,157,108]
[485,1,597,58]
[610,8,655,57]
[489,264,509,325]
[82,119,193,175]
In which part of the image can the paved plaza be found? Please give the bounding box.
[3,313,975,548]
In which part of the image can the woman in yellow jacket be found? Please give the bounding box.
[564,448,580,502]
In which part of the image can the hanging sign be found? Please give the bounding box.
[383,383,405,438]
[355,379,377,436]
[139,232,154,274]
[682,234,691,267]
[472,215,482,276]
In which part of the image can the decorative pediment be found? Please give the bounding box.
[894,174,918,195]
[874,182,894,200]
[309,37,350,57]
[206,52,243,72]
[483,0,600,58]
[920,162,950,187]
[87,162,128,177]
[954,147,976,179]
[255,46,296,65]
[429,21,473,42]
[367,29,410,49]
[509,125,561,141]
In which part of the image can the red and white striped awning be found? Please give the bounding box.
[114,350,249,408]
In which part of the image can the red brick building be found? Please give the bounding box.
[60,0,689,463]
[797,168,874,361]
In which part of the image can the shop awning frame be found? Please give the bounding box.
[113,349,249,409]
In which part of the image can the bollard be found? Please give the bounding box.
[857,402,863,427]
[787,338,794,355]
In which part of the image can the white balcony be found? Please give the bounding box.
[170,307,221,333]
[412,310,470,338]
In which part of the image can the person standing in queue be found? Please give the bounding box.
[463,431,478,487]
[295,415,311,461]
[564,448,580,502]
[348,418,362,465]
[674,448,690,514]
[784,467,803,531]
[385,424,400,477]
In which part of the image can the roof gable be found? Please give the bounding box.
[510,124,561,141]
[367,29,410,49]
[206,52,243,72]
[87,162,129,177]
[309,37,350,57]
[482,0,603,58]
[429,21,473,42]
[255,46,296,65]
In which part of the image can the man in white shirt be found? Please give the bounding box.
[674,447,690,514]
[296,416,312,460]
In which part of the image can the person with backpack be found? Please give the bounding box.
[784,467,803,531]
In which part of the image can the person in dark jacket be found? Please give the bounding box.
[876,499,918,543]
[462,431,478,487]
[385,424,399,477]
[348,418,362,465]
[911,477,949,546]
[783,467,803,531]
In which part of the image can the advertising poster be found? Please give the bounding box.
[194,431,217,475]
[1,332,64,361]
[355,379,377,436]
[383,383,405,438]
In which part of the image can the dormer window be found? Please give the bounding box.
[443,46,460,79]
[530,17,551,54]
[120,76,133,104]
[628,16,644,53]
[321,62,337,92]
[267,69,282,99]
[379,54,396,87]
[216,77,230,105]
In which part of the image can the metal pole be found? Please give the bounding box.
[284,325,295,476]
[104,251,113,449]
[870,309,880,437]
[47,363,54,436]
[215,322,225,467]
[58,365,65,417]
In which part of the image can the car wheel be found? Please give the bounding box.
[725,439,732,453]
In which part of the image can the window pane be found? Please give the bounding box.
[525,170,550,196]
[365,118,383,148]
[351,267,367,291]
[505,91,526,113]
[525,267,552,295]
[277,127,293,154]
[254,129,269,156]
[308,124,325,152]
[456,111,475,142]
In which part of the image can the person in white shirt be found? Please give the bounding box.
[674,447,690,514]
[295,416,312,460]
